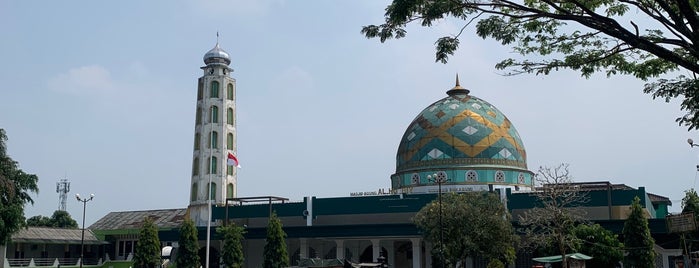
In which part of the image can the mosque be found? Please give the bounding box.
[5,42,681,268]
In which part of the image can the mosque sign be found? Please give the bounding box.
[667,213,697,233]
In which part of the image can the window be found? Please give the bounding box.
[518,173,526,184]
[227,108,234,125]
[197,78,203,100]
[191,183,198,201]
[495,171,505,182]
[210,81,220,98]
[210,131,218,148]
[227,84,234,100]
[466,170,478,182]
[194,133,200,150]
[192,157,199,176]
[210,106,219,123]
[411,173,420,185]
[195,108,202,124]
[208,156,217,174]
[227,133,234,149]
[227,165,234,175]
[227,183,234,198]
[206,182,217,200]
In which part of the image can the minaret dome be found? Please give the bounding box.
[203,42,231,66]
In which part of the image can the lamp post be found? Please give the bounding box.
[427,173,448,268]
[76,193,94,268]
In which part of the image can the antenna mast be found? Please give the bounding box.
[56,178,70,211]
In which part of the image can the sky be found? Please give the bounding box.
[1,0,697,226]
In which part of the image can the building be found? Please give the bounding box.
[5,42,681,268]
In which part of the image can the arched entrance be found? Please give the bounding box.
[198,247,220,268]
[359,246,387,263]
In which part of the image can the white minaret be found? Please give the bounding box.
[188,39,238,226]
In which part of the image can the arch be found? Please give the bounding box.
[227,133,234,149]
[210,106,219,123]
[206,182,217,200]
[227,108,234,126]
[227,83,234,100]
[192,157,199,176]
[190,183,198,201]
[208,156,218,174]
[195,107,202,124]
[194,133,200,150]
[359,246,388,263]
[210,81,220,98]
[210,131,218,149]
[226,183,234,198]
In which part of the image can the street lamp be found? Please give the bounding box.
[427,173,449,268]
[76,193,94,268]
[688,138,699,147]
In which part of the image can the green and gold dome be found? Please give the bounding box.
[391,77,534,192]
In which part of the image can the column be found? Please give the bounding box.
[424,242,432,268]
[371,239,380,262]
[335,240,345,260]
[410,238,421,268]
[385,240,395,268]
[299,238,307,259]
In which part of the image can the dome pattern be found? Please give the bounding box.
[392,78,533,192]
[203,43,231,65]
[396,91,526,172]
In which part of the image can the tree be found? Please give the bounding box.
[0,129,39,268]
[26,215,51,227]
[622,196,656,268]
[571,223,624,268]
[263,211,289,268]
[26,210,78,228]
[217,223,246,268]
[413,191,516,266]
[362,0,699,130]
[679,189,699,259]
[176,218,200,268]
[518,164,588,268]
[134,217,161,268]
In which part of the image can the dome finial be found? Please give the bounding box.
[446,73,470,95]
[216,31,219,44]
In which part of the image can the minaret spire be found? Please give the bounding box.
[446,73,470,95]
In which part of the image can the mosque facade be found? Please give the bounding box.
[4,42,682,268]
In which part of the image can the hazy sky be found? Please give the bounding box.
[2,1,696,225]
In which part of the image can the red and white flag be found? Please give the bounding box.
[227,152,241,168]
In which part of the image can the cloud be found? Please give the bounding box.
[47,65,117,95]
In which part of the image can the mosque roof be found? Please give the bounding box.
[395,76,527,174]
[89,208,186,231]
[11,227,107,245]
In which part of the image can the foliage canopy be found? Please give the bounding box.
[263,211,289,268]
[571,224,624,268]
[217,223,246,268]
[27,210,78,229]
[134,217,161,268]
[0,129,39,245]
[413,191,517,266]
[176,218,200,268]
[622,196,656,268]
[363,0,699,129]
